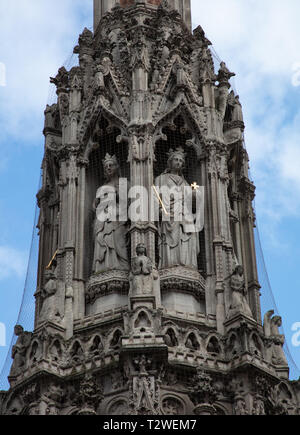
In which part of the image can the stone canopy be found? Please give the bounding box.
[94,0,192,32]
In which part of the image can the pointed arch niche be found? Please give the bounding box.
[153,112,207,317]
[154,112,207,274]
[82,114,130,317]
[83,115,129,280]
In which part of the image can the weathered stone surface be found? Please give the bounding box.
[2,0,299,416]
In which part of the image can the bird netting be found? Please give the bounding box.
[1,36,299,394]
[0,175,41,391]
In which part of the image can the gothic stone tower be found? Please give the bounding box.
[1,0,300,416]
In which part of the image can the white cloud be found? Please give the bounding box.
[192,0,300,247]
[0,246,27,281]
[0,0,92,143]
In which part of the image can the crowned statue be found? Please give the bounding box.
[92,154,129,274]
[39,264,61,324]
[154,147,201,270]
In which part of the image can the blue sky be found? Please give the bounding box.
[0,0,300,380]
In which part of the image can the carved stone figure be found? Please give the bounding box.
[252,397,265,415]
[10,325,32,376]
[228,265,253,318]
[3,0,297,417]
[263,310,275,337]
[44,104,59,130]
[50,66,69,89]
[39,266,60,324]
[217,61,235,84]
[154,148,200,269]
[270,316,288,366]
[92,154,129,274]
[129,243,159,296]
[234,397,249,415]
[263,310,288,366]
[232,95,243,122]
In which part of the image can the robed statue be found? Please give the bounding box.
[39,265,61,324]
[92,154,129,274]
[129,243,160,296]
[10,325,32,376]
[228,265,253,318]
[154,147,201,270]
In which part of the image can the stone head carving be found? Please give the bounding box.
[136,243,147,257]
[166,147,186,174]
[102,153,119,180]
[44,269,56,282]
[234,265,244,276]
[14,325,24,337]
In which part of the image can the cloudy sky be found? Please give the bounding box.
[0,0,300,380]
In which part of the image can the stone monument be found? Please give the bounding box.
[1,0,299,416]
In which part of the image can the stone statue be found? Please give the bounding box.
[232,95,243,122]
[263,310,288,366]
[154,147,200,270]
[234,397,249,415]
[94,57,111,91]
[252,398,265,415]
[39,266,60,324]
[10,325,32,376]
[129,243,159,296]
[44,104,58,130]
[228,265,253,318]
[50,66,69,89]
[270,316,288,366]
[92,154,129,274]
[263,310,274,337]
[217,61,235,83]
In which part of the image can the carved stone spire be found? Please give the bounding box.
[1,0,297,418]
[93,0,192,32]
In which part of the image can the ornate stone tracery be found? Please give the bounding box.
[1,0,299,417]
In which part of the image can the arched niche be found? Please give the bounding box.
[154,113,207,275]
[83,115,129,280]
[154,114,200,184]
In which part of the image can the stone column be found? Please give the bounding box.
[207,144,226,333]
